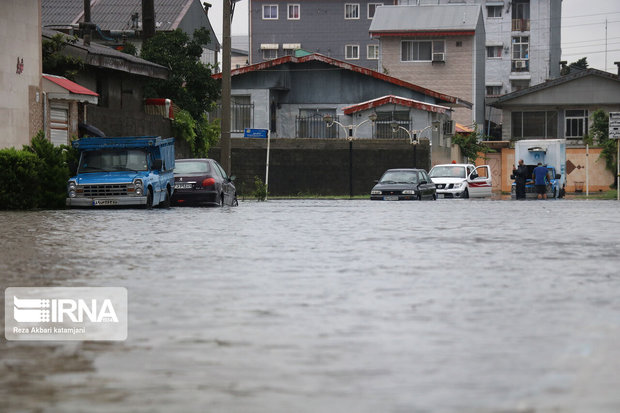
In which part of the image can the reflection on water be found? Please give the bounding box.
[2,200,620,412]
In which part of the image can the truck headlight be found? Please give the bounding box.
[452,182,463,189]
[133,179,143,196]
[402,189,416,195]
[68,181,77,198]
[371,190,382,195]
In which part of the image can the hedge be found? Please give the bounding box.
[0,133,74,210]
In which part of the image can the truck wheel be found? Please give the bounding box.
[463,188,469,199]
[219,193,225,207]
[145,188,153,209]
[432,193,437,200]
[233,193,239,206]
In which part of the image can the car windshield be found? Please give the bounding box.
[78,149,148,173]
[380,171,419,184]
[174,161,211,174]
[429,166,466,178]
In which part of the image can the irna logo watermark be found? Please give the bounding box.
[5,287,127,341]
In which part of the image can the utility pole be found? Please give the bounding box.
[221,0,232,174]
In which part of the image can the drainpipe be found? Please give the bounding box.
[615,61,620,76]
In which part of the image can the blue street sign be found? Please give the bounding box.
[244,128,268,138]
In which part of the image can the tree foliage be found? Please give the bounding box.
[140,28,220,120]
[42,33,84,80]
[587,109,618,188]
[451,127,493,163]
[561,57,588,76]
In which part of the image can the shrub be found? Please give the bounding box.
[252,176,268,201]
[0,132,72,210]
[0,148,42,209]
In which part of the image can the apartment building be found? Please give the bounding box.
[248,0,385,69]
[397,0,562,128]
[370,4,485,129]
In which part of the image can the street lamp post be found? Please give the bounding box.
[324,113,377,197]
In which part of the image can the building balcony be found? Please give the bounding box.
[512,19,530,32]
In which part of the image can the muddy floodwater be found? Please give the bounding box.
[2,199,620,412]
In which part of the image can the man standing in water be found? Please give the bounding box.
[532,162,548,200]
[512,159,528,199]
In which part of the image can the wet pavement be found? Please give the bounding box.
[2,199,620,412]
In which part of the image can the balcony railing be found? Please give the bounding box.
[512,19,530,31]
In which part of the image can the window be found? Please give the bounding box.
[512,36,529,71]
[368,3,383,19]
[512,111,558,139]
[262,49,278,60]
[512,0,530,30]
[231,96,252,132]
[486,46,502,58]
[486,86,502,96]
[565,109,588,138]
[487,6,502,18]
[345,3,359,19]
[262,4,278,19]
[401,40,444,62]
[375,111,410,139]
[367,44,379,60]
[345,44,359,60]
[288,4,300,20]
[296,109,338,138]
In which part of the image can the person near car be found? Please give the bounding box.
[532,162,548,200]
[512,159,528,199]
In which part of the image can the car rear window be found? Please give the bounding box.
[174,161,210,174]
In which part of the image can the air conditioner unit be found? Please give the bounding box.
[432,53,445,62]
[515,60,527,69]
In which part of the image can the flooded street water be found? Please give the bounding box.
[2,199,620,412]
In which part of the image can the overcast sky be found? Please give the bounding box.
[209,0,620,73]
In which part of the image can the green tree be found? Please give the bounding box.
[587,109,618,188]
[140,28,219,120]
[561,57,588,76]
[42,33,84,80]
[451,127,493,163]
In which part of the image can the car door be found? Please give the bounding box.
[419,170,433,199]
[213,161,234,205]
[467,165,492,198]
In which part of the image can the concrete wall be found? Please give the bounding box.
[249,0,381,69]
[210,138,430,196]
[0,0,43,149]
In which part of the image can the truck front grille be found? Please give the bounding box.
[83,184,129,197]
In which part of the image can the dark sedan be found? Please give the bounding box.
[171,159,237,206]
[370,168,436,201]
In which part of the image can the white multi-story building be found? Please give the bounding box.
[397,0,562,129]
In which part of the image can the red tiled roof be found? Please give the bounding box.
[343,95,451,115]
[455,123,474,133]
[213,53,462,105]
[43,74,98,96]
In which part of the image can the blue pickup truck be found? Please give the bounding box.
[66,136,175,208]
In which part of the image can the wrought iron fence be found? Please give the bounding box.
[374,119,411,139]
[295,113,340,138]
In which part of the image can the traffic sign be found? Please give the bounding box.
[609,112,620,140]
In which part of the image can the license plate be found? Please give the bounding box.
[175,183,193,189]
[436,193,444,199]
[384,195,399,201]
[93,199,118,206]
